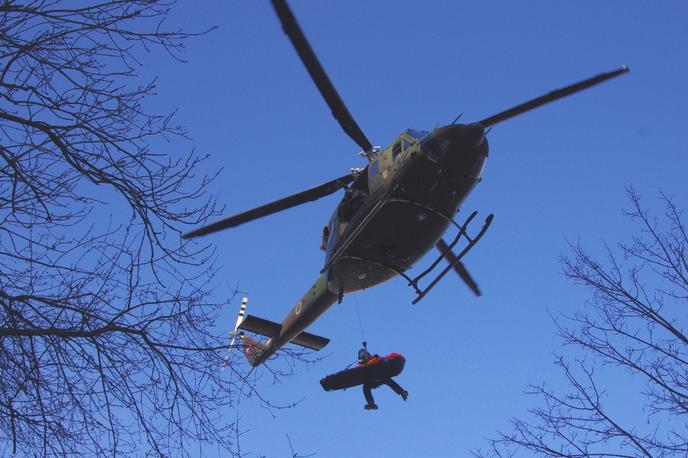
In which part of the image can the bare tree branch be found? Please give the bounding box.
[475,190,688,457]
[0,1,294,456]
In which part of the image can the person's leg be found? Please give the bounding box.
[384,379,408,401]
[363,384,378,409]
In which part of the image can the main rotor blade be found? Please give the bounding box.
[479,66,629,127]
[435,238,481,296]
[182,174,353,239]
[271,0,373,152]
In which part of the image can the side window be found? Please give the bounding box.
[392,141,402,160]
[326,217,338,253]
[402,138,413,152]
[369,159,379,176]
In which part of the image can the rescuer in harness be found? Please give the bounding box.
[358,342,409,410]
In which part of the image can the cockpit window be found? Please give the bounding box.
[392,141,402,160]
[405,129,428,141]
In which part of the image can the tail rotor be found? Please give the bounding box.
[220,296,249,371]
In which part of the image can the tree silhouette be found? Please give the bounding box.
[475,189,688,457]
[0,1,269,455]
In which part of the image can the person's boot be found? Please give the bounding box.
[364,403,378,410]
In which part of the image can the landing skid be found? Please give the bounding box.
[408,210,493,304]
[333,206,493,304]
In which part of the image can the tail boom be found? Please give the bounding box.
[238,274,337,366]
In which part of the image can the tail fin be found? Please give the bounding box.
[223,296,272,368]
[239,333,268,367]
[221,295,331,368]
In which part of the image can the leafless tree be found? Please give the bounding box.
[0,1,288,456]
[474,189,688,458]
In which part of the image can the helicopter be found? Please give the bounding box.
[183,0,629,367]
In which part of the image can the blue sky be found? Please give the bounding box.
[144,1,687,456]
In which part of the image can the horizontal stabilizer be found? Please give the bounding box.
[238,315,280,338]
[291,331,330,351]
[238,315,330,351]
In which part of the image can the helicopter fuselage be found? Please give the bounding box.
[195,0,627,368]
[325,123,488,294]
[265,124,489,362]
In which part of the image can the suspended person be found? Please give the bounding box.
[357,342,408,410]
[358,341,372,362]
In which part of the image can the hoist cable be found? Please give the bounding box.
[353,292,366,343]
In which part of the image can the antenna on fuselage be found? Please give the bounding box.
[451,112,464,125]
